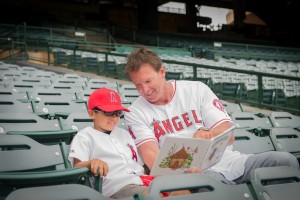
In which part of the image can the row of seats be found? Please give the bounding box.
[1,135,299,200]
[1,134,300,200]
[0,62,139,111]
[1,62,300,200]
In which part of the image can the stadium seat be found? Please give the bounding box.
[119,84,140,104]
[0,113,76,145]
[231,112,273,131]
[49,77,86,90]
[76,88,95,101]
[5,184,109,200]
[86,78,118,91]
[269,111,300,129]
[165,71,184,80]
[221,100,243,115]
[251,166,300,200]
[269,128,300,161]
[63,112,93,132]
[28,88,78,102]
[5,184,144,200]
[0,98,33,113]
[0,88,29,101]
[146,173,256,200]
[232,129,275,154]
[33,99,87,118]
[0,135,101,198]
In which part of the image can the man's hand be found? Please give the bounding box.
[193,127,213,139]
[184,166,203,174]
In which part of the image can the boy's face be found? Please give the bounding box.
[88,109,120,132]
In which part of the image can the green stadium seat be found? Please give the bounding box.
[233,129,275,154]
[221,100,243,115]
[63,112,93,132]
[33,99,87,118]
[269,111,300,129]
[269,128,300,162]
[146,173,256,200]
[251,166,300,200]
[5,184,109,200]
[0,113,76,145]
[0,99,33,113]
[165,71,184,80]
[0,135,101,198]
[231,112,273,130]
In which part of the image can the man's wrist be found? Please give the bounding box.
[198,127,210,131]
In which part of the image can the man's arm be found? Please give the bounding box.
[137,141,160,170]
[193,121,235,145]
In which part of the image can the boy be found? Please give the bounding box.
[68,88,148,198]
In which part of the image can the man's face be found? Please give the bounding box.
[128,63,166,104]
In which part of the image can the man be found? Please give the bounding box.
[124,47,299,184]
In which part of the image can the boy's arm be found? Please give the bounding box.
[73,158,109,177]
[137,141,160,170]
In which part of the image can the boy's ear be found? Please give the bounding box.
[87,110,95,119]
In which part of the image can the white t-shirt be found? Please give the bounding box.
[125,80,250,180]
[68,126,144,197]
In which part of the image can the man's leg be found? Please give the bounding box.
[234,151,299,184]
[203,170,236,184]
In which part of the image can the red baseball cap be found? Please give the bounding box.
[88,88,130,112]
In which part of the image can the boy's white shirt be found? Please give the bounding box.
[68,126,144,197]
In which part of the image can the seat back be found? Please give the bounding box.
[146,173,255,200]
[165,71,184,80]
[29,89,78,102]
[63,112,93,132]
[233,129,275,154]
[251,166,300,200]
[0,135,94,198]
[269,111,300,128]
[0,99,33,113]
[221,100,243,115]
[119,84,140,104]
[270,128,300,160]
[33,99,87,118]
[231,112,272,130]
[0,135,69,171]
[5,184,109,200]
[0,113,76,145]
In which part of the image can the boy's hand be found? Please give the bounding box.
[90,159,109,177]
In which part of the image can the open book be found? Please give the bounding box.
[150,126,236,176]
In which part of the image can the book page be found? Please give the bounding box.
[150,126,236,176]
[150,136,211,176]
[200,132,231,170]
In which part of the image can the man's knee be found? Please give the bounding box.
[268,151,299,168]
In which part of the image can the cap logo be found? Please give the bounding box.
[110,91,118,103]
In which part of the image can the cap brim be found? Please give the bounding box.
[96,105,130,112]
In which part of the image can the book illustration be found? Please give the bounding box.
[158,143,199,170]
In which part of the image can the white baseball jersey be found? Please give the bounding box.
[125,80,250,180]
[68,126,144,197]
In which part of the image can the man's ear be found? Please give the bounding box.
[160,66,166,78]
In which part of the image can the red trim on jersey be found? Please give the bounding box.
[166,80,176,104]
[209,118,233,129]
[136,138,157,147]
